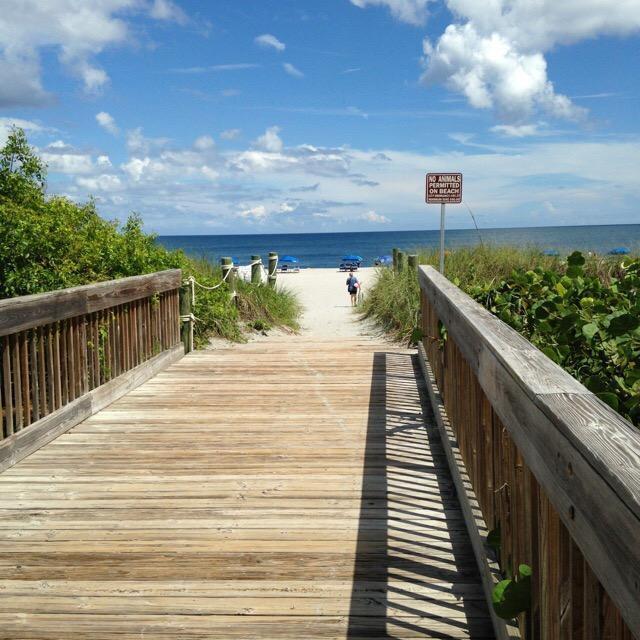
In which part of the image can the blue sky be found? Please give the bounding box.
[1,0,639,234]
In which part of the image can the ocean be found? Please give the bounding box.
[158,224,640,269]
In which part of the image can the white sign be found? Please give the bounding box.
[425,173,463,204]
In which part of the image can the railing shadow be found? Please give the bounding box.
[347,351,492,639]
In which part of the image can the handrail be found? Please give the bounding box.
[0,270,183,470]
[418,265,640,638]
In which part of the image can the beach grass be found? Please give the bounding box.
[361,244,636,343]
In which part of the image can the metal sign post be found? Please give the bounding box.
[439,203,446,273]
[425,173,463,274]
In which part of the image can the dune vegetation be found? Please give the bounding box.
[362,245,640,426]
[0,128,300,346]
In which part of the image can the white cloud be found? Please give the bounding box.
[354,0,640,123]
[0,1,188,105]
[194,135,215,150]
[149,0,188,25]
[253,126,283,153]
[360,210,390,223]
[41,152,94,174]
[350,0,432,25]
[97,154,112,167]
[491,124,542,137]
[255,34,285,51]
[200,165,219,181]
[239,204,267,219]
[76,173,122,191]
[283,62,304,78]
[126,127,170,155]
[96,111,119,135]
[0,117,46,145]
[221,128,241,140]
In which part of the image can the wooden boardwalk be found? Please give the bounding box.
[0,338,493,639]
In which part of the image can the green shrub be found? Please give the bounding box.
[362,245,639,426]
[0,128,300,345]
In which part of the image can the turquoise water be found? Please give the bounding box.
[158,224,640,268]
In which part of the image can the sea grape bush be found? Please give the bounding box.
[466,251,640,425]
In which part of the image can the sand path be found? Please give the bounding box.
[276,267,375,338]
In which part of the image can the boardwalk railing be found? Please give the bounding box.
[0,270,183,471]
[418,265,639,640]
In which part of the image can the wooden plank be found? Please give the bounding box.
[2,336,14,437]
[0,339,491,640]
[0,344,183,473]
[419,265,640,635]
[0,270,182,337]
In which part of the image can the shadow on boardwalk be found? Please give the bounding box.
[347,351,493,639]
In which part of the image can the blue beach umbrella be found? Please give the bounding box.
[342,254,363,262]
[231,256,240,264]
[280,255,299,263]
[608,247,630,255]
[377,255,392,265]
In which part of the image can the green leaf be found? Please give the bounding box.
[567,251,586,267]
[492,565,532,620]
[597,392,619,411]
[608,313,639,336]
[555,282,567,296]
[409,327,423,345]
[542,346,560,363]
[582,323,598,339]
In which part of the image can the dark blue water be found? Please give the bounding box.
[158,224,640,268]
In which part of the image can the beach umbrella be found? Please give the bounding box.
[377,255,392,265]
[231,256,240,264]
[280,255,299,263]
[608,247,630,255]
[342,254,363,262]
[542,249,559,257]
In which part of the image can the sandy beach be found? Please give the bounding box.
[277,267,376,338]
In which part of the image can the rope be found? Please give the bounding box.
[268,255,278,278]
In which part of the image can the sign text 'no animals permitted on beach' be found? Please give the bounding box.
[425,173,463,204]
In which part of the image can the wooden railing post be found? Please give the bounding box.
[179,283,193,354]
[408,254,417,270]
[268,252,278,288]
[251,255,262,285]
[392,248,399,272]
[397,250,406,272]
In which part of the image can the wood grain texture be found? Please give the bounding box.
[419,266,640,637]
[0,338,492,639]
[0,270,182,337]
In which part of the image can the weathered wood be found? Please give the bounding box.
[179,284,193,354]
[418,265,640,638]
[418,342,519,640]
[0,344,183,473]
[0,270,182,337]
[251,254,261,284]
[0,338,491,639]
[408,254,418,269]
[268,252,278,288]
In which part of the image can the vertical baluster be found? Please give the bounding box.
[20,331,31,426]
[37,327,47,416]
[30,331,40,422]
[12,334,23,431]
[2,336,13,437]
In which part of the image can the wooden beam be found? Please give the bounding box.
[0,270,182,337]
[418,264,640,635]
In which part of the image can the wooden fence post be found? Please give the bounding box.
[179,283,193,354]
[408,254,418,270]
[392,248,399,272]
[251,255,262,285]
[397,250,406,272]
[221,257,234,295]
[268,252,278,288]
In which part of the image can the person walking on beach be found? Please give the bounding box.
[346,269,360,307]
